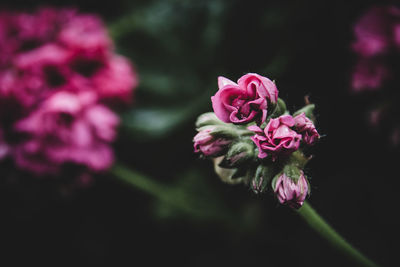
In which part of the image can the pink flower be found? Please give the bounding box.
[211,73,278,125]
[92,55,138,103]
[58,13,112,56]
[249,115,301,160]
[193,128,231,157]
[352,6,400,57]
[293,113,319,145]
[351,59,389,91]
[0,7,138,177]
[0,7,138,108]
[13,91,119,174]
[274,172,308,209]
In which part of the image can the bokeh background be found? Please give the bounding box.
[1,0,399,266]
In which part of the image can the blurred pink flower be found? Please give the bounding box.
[0,7,137,107]
[193,128,231,157]
[274,172,308,209]
[351,59,389,91]
[249,115,301,160]
[0,7,138,176]
[13,91,119,174]
[0,129,9,160]
[293,113,319,145]
[211,74,278,125]
[352,6,400,57]
[92,55,138,103]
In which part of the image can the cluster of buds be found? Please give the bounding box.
[193,73,320,209]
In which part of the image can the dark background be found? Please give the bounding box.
[1,0,399,266]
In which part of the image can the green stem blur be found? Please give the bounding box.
[111,164,379,266]
[110,163,238,224]
[297,202,379,267]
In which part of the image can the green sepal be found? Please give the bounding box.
[288,150,311,169]
[283,164,302,183]
[195,112,225,128]
[197,124,239,140]
[213,156,246,185]
[271,171,283,191]
[219,139,255,168]
[268,98,287,119]
[251,164,275,194]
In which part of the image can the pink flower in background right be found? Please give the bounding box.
[350,5,400,147]
[351,6,400,92]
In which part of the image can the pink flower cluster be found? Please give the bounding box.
[0,8,138,175]
[248,113,318,161]
[351,6,400,91]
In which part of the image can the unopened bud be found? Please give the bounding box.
[219,140,254,168]
[251,164,274,194]
[293,104,315,122]
[193,128,231,157]
[272,166,309,209]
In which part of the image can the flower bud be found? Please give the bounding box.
[251,164,274,194]
[212,156,246,185]
[293,104,315,121]
[293,112,320,145]
[219,139,254,168]
[193,127,231,157]
[272,167,309,209]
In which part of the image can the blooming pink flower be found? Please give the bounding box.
[351,59,389,91]
[352,6,400,57]
[274,172,308,209]
[13,91,119,175]
[211,73,278,125]
[293,113,319,145]
[249,115,301,160]
[193,128,231,157]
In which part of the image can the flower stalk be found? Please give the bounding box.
[297,202,379,267]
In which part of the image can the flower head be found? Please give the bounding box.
[274,172,308,209]
[249,115,301,160]
[211,73,278,125]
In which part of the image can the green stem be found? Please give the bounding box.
[297,202,379,267]
[110,163,196,215]
[110,163,235,222]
